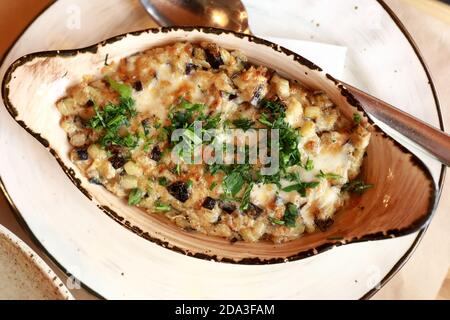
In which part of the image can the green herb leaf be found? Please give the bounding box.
[268,216,285,225]
[88,95,138,149]
[316,170,342,180]
[261,99,286,115]
[107,77,132,98]
[239,183,253,211]
[158,177,169,186]
[182,128,202,145]
[232,118,255,131]
[223,171,245,197]
[120,133,138,148]
[154,200,171,212]
[209,181,217,191]
[173,164,182,176]
[353,113,362,125]
[258,113,273,127]
[304,158,314,171]
[143,138,153,152]
[282,184,302,193]
[179,98,204,112]
[282,172,319,196]
[258,100,301,170]
[90,104,105,129]
[342,180,374,194]
[283,203,298,227]
[202,113,222,130]
[282,181,319,197]
[128,188,144,205]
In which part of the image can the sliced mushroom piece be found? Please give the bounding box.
[150,145,162,162]
[244,203,263,218]
[219,200,236,214]
[202,197,217,210]
[132,80,143,91]
[185,63,198,75]
[76,147,89,161]
[204,44,223,69]
[108,154,126,169]
[250,85,264,106]
[88,177,103,185]
[167,181,190,203]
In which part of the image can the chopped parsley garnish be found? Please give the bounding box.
[258,99,301,169]
[154,201,171,212]
[209,163,253,199]
[282,181,319,197]
[258,113,273,127]
[223,171,245,197]
[342,180,373,194]
[283,203,298,227]
[304,158,314,171]
[209,181,217,191]
[128,188,144,205]
[261,99,285,114]
[207,99,304,208]
[107,77,132,98]
[268,203,298,227]
[182,127,203,145]
[268,216,285,225]
[164,98,222,151]
[256,173,279,187]
[173,164,182,176]
[158,177,169,186]
[353,112,362,125]
[202,113,222,130]
[153,120,162,129]
[316,170,342,180]
[88,80,138,148]
[232,118,255,131]
[239,182,254,211]
[168,98,205,130]
[282,172,319,196]
[142,138,153,152]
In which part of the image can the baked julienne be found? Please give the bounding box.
[56,41,372,243]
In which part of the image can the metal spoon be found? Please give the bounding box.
[140,0,250,33]
[140,0,450,166]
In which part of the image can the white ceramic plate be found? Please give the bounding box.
[0,224,73,300]
[0,0,444,299]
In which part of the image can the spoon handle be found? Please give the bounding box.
[344,83,450,166]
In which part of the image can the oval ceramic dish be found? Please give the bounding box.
[0,224,73,300]
[1,27,437,264]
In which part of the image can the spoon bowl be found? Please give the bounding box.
[140,0,250,33]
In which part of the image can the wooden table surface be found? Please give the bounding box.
[0,0,449,300]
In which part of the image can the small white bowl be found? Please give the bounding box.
[0,224,73,300]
